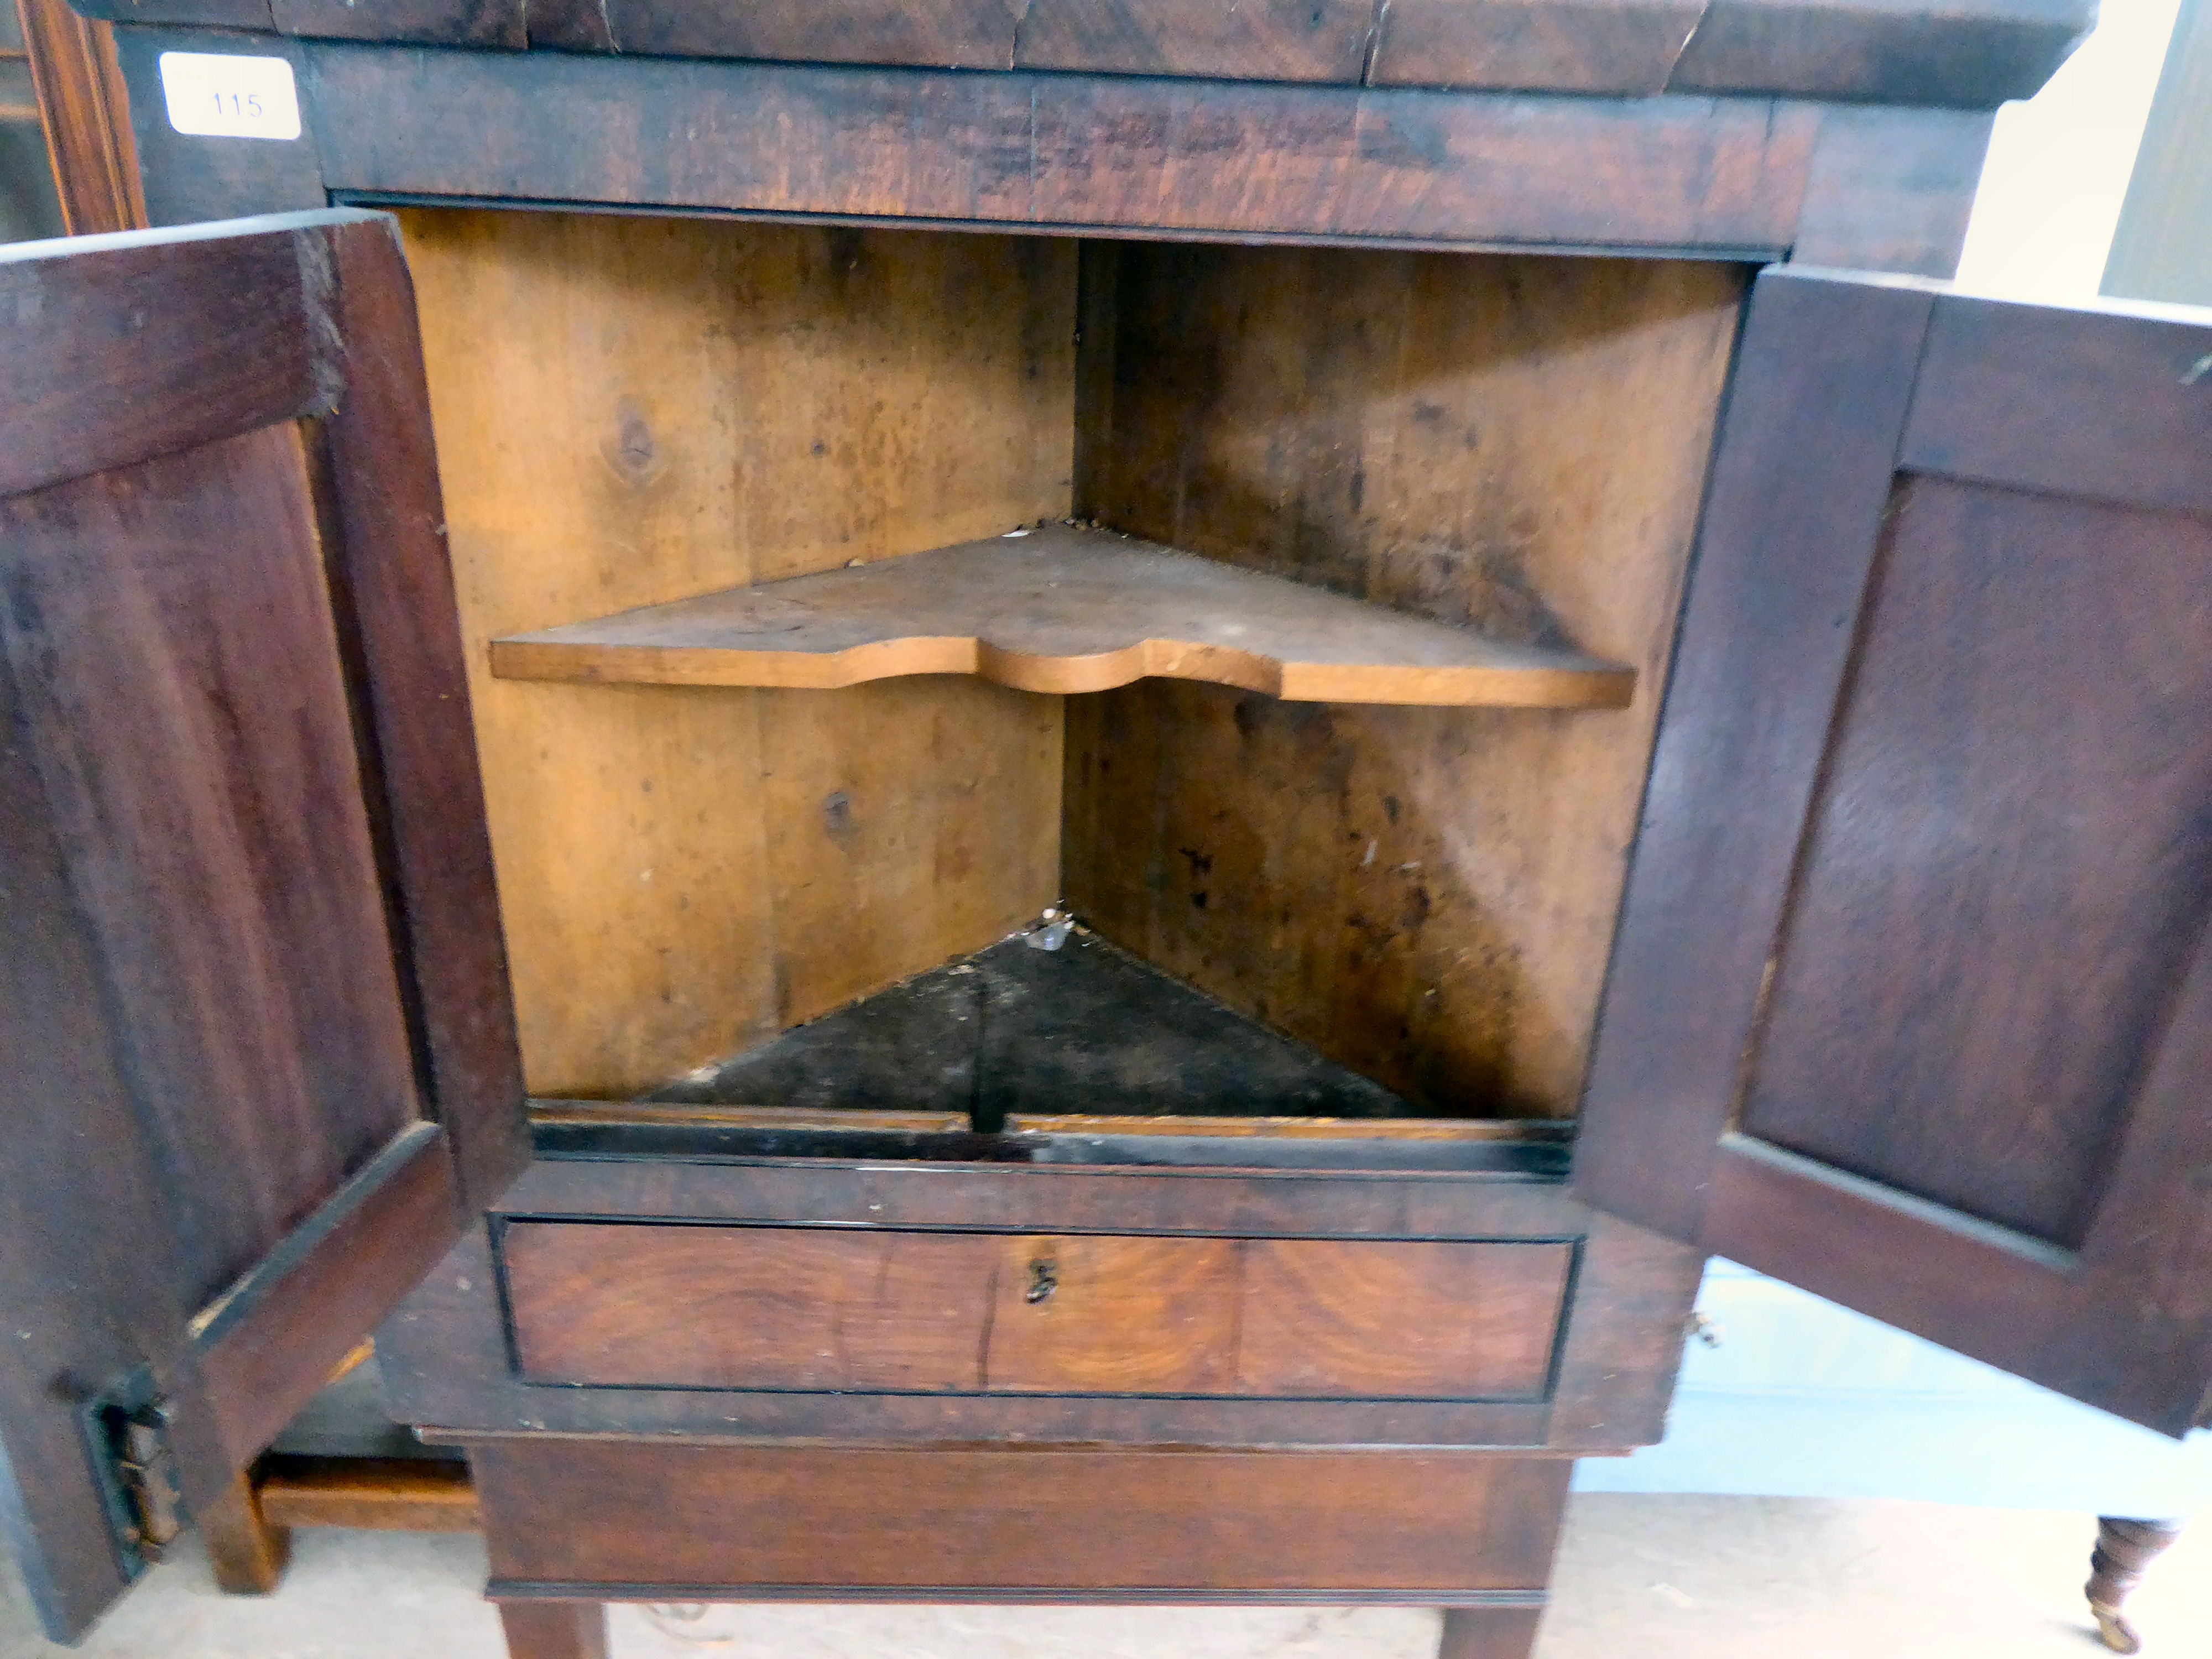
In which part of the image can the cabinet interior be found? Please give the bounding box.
[393,206,1747,1153]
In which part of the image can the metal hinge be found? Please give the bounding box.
[81,1367,185,1572]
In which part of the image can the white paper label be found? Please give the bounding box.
[159,52,302,142]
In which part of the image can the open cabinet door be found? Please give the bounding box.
[0,210,524,1639]
[1578,265,2212,1439]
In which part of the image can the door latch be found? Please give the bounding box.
[81,1366,185,1572]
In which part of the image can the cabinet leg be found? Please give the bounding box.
[2086,1517,2183,1655]
[1438,1605,1544,1659]
[497,1600,609,1659]
[200,1469,291,1595]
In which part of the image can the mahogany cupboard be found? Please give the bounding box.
[3,7,2211,1658]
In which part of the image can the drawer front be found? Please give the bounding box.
[500,1221,1572,1400]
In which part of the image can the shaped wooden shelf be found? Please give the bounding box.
[490,524,1634,708]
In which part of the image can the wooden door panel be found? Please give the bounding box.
[0,221,332,498]
[0,419,424,1308]
[1579,266,2212,1436]
[0,629,222,1639]
[1900,297,2212,515]
[1741,475,2212,1250]
[0,211,523,1640]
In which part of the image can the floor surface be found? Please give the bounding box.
[3,1495,2205,1658]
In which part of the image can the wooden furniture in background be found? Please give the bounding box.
[12,0,139,232]
[0,3,33,118]
[1,0,64,240]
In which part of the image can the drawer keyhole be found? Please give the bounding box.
[1025,1259,1058,1305]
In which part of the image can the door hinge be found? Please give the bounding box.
[81,1366,186,1573]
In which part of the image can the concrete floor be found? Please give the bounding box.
[3,1495,2205,1658]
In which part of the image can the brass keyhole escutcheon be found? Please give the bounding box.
[1025,1259,1058,1304]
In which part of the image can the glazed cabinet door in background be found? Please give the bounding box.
[1579,265,2212,1437]
[0,210,521,1640]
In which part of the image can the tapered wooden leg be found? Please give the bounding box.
[497,1601,609,1659]
[1438,1605,1544,1659]
[2086,1517,2183,1655]
[201,1469,291,1595]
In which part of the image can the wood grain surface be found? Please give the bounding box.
[116,33,2019,273]
[0,216,337,498]
[13,0,142,233]
[1572,267,1938,1243]
[0,211,508,1640]
[1901,294,2212,518]
[302,50,1819,257]
[1789,105,1994,277]
[0,511,220,1636]
[199,1471,290,1595]
[1014,0,1375,80]
[1668,0,2091,106]
[602,0,1015,65]
[1066,244,1741,1119]
[385,1155,1700,1448]
[395,209,1069,1098]
[74,0,275,23]
[1578,267,2212,1436]
[531,1101,972,1133]
[256,1458,479,1531]
[316,205,531,1213]
[472,1439,1573,1595]
[191,1126,459,1470]
[498,1220,1570,1400]
[1234,1238,1569,1399]
[522,0,612,49]
[0,420,424,1312]
[84,0,2093,107]
[493,524,1634,707]
[272,0,524,45]
[999,1114,1573,1140]
[498,1601,609,1659]
[1738,474,2212,1249]
[984,1234,1244,1393]
[1371,0,1704,94]
[504,1223,1003,1391]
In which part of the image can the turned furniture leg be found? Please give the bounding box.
[497,1601,609,1659]
[1437,1605,1545,1659]
[2086,1517,2183,1655]
[200,1468,291,1595]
